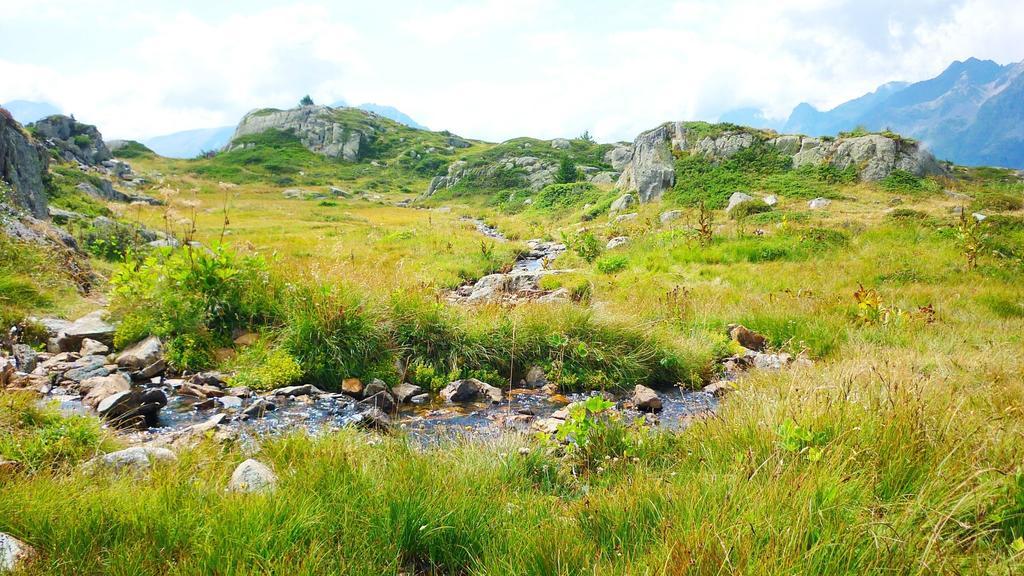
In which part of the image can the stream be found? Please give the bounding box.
[26,216,719,446]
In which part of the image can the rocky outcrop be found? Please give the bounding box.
[616,122,946,202]
[30,115,111,166]
[0,109,48,218]
[615,124,677,202]
[228,105,371,161]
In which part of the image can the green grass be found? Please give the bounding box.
[111,140,155,159]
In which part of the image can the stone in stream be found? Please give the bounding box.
[79,338,109,356]
[631,385,663,413]
[116,336,163,370]
[391,382,423,403]
[83,446,177,473]
[179,382,226,399]
[228,459,277,493]
[360,379,397,412]
[12,344,38,373]
[272,384,323,397]
[410,393,430,404]
[353,407,393,431]
[81,373,131,409]
[62,356,110,382]
[341,377,364,398]
[0,532,36,572]
[97,388,166,426]
[441,378,503,404]
[520,366,547,389]
[56,310,115,352]
[242,399,276,419]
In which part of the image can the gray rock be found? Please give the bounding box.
[272,384,323,397]
[726,192,755,212]
[0,112,49,218]
[410,393,430,404]
[808,197,831,209]
[81,373,131,409]
[659,210,683,224]
[631,385,663,413]
[521,366,547,389]
[609,193,634,215]
[614,212,638,223]
[550,138,571,149]
[441,378,503,403]
[0,531,35,572]
[242,399,276,419]
[616,125,676,202]
[58,310,114,351]
[353,407,392,431]
[228,459,277,493]
[587,171,618,185]
[83,446,176,473]
[606,236,630,249]
[30,114,111,166]
[220,396,243,410]
[63,357,110,382]
[763,195,778,207]
[391,382,423,403]
[604,144,634,171]
[360,379,396,412]
[229,106,371,161]
[79,338,109,356]
[115,336,162,370]
[12,344,37,373]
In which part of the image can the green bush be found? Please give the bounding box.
[110,246,280,371]
[973,192,1023,212]
[729,201,772,220]
[595,254,629,274]
[880,171,939,194]
[0,391,112,470]
[531,182,603,211]
[72,134,92,148]
[229,342,303,390]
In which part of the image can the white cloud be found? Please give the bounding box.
[0,0,1022,142]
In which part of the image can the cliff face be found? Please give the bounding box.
[228,105,371,162]
[30,115,112,166]
[0,108,49,218]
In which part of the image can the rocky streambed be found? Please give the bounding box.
[448,218,571,304]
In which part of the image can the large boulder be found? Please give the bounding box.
[81,374,131,409]
[57,310,115,352]
[116,336,163,371]
[0,109,49,218]
[615,124,677,202]
[228,105,371,161]
[440,378,503,403]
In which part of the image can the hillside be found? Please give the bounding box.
[2,103,1024,574]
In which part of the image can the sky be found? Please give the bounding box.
[1,0,1022,142]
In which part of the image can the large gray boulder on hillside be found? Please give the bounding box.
[30,114,111,166]
[615,124,677,202]
[792,134,945,181]
[228,105,370,162]
[0,110,49,218]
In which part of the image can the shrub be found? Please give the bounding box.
[564,231,602,263]
[595,254,629,274]
[973,192,1023,212]
[0,391,112,470]
[72,134,92,148]
[880,170,939,194]
[531,182,602,211]
[555,156,580,184]
[229,342,303,390]
[729,201,772,220]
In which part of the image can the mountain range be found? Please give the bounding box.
[724,57,1024,168]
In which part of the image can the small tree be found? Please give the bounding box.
[299,95,314,106]
[579,130,595,143]
[555,156,579,184]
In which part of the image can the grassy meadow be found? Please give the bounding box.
[2,126,1024,574]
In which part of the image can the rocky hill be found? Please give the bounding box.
[29,115,112,166]
[615,122,944,202]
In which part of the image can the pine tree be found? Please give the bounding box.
[299,95,314,106]
[555,156,579,184]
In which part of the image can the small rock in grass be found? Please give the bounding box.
[0,532,35,572]
[727,324,767,351]
[228,459,277,493]
[83,446,176,473]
